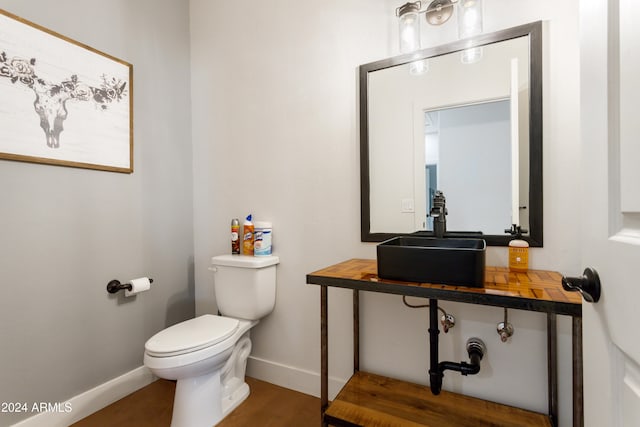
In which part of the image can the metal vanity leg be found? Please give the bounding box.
[547,313,558,427]
[573,316,583,427]
[321,285,328,427]
[354,289,360,373]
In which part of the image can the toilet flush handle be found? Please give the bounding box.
[208,266,218,272]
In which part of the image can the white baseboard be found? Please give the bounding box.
[246,356,346,400]
[11,366,156,427]
[11,359,341,427]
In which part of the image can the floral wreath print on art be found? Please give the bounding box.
[0,51,127,148]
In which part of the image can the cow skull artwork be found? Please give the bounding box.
[0,51,127,148]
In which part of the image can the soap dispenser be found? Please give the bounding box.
[506,224,529,273]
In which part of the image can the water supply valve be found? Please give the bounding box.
[440,313,455,333]
[497,308,514,342]
[497,322,514,342]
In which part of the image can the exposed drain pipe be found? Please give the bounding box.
[428,299,443,395]
[428,299,487,395]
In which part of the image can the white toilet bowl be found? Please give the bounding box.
[144,314,257,427]
[144,254,279,427]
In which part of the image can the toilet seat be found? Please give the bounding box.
[145,314,239,357]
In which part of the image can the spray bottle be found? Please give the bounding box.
[242,214,255,256]
[231,218,240,254]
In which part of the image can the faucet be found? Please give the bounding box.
[430,190,447,238]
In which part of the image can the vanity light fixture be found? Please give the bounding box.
[396,1,422,53]
[458,0,484,63]
[457,0,483,38]
[395,0,484,60]
[425,0,456,25]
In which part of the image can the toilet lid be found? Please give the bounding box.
[145,314,239,357]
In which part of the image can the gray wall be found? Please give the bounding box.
[0,1,194,425]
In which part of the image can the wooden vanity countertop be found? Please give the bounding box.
[307,259,582,316]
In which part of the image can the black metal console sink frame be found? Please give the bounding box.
[377,236,486,287]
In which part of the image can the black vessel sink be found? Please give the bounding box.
[376,236,486,287]
[411,230,483,238]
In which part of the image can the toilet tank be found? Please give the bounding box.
[210,254,279,320]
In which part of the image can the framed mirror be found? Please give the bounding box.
[360,21,542,246]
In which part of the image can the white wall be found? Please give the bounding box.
[439,101,512,232]
[191,1,581,426]
[0,1,194,426]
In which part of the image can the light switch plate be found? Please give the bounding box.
[401,198,414,213]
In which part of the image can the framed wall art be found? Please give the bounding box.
[0,9,133,173]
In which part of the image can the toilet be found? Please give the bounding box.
[144,254,279,427]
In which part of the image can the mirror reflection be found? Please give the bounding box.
[423,100,516,234]
[360,22,542,246]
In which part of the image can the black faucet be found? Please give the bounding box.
[430,190,447,238]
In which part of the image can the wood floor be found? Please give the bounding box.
[71,377,320,427]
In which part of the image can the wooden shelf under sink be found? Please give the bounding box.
[325,371,552,427]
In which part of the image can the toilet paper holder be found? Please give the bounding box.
[106,278,154,294]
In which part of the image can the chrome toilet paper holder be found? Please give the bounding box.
[106,278,154,294]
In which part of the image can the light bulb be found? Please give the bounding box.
[397,2,421,53]
[457,0,483,39]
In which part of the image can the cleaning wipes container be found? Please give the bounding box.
[254,221,273,256]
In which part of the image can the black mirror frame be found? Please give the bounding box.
[360,21,543,247]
